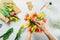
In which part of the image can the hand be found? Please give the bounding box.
[35,21,46,31]
[26,26,32,40]
[35,21,57,40]
[27,26,32,33]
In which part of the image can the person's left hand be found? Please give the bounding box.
[35,21,46,31]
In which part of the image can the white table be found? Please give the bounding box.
[0,0,60,40]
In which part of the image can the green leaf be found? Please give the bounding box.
[14,27,27,40]
[0,28,13,40]
[14,28,22,40]
[0,8,10,17]
[36,17,43,21]
[0,8,6,16]
[29,20,36,27]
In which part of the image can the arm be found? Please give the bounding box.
[26,21,57,40]
[43,29,56,40]
[35,21,57,40]
[26,32,32,40]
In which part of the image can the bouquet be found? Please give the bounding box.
[24,12,48,32]
[0,0,20,22]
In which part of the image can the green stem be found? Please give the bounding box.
[14,28,22,40]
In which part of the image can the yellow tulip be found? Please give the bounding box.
[10,17,13,20]
[26,21,30,26]
[31,27,34,32]
[33,25,36,29]
[9,3,14,7]
[37,13,44,18]
[31,25,37,32]
[20,24,24,28]
[8,8,12,12]
[15,18,18,21]
[41,13,44,18]
[12,17,15,19]
[27,17,30,20]
[29,13,33,17]
[37,13,41,17]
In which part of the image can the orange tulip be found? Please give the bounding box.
[32,13,37,17]
[28,27,31,31]
[43,18,47,23]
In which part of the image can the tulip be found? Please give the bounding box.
[29,13,33,17]
[37,13,42,17]
[35,28,39,32]
[37,13,44,18]
[39,29,42,32]
[8,8,12,12]
[24,17,27,21]
[41,13,44,18]
[15,18,19,21]
[42,18,47,23]
[10,11,15,16]
[31,17,36,22]
[27,17,30,20]
[10,17,13,20]
[32,13,37,17]
[31,25,36,32]
[25,13,29,17]
[26,21,30,26]
[9,3,14,7]
[24,13,29,21]
[28,27,31,31]
[20,24,24,29]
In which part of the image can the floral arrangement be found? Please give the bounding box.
[0,1,19,22]
[24,12,48,32]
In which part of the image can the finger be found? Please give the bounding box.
[35,21,40,25]
[35,22,41,27]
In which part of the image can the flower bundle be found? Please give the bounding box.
[24,12,47,32]
[0,1,19,22]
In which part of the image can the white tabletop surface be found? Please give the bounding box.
[0,0,60,40]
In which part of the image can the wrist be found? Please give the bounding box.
[43,29,47,33]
